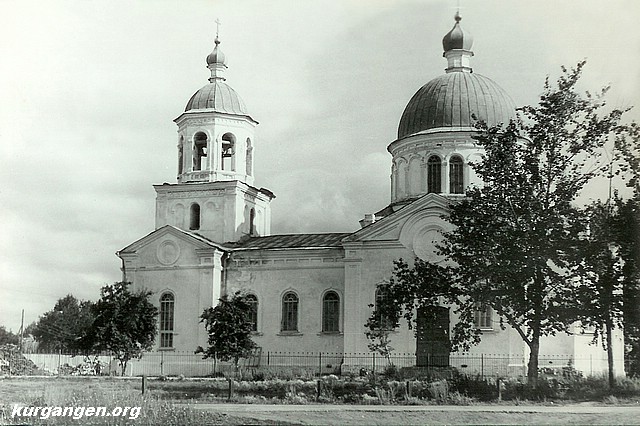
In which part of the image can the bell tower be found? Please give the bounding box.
[154,30,274,243]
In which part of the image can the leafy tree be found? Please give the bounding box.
[32,295,95,353]
[574,197,629,388]
[91,282,158,375]
[196,291,257,374]
[368,62,633,386]
[0,326,19,346]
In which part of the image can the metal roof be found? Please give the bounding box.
[185,81,248,114]
[397,72,516,139]
[228,233,352,251]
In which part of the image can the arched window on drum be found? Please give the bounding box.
[427,155,442,194]
[449,155,464,194]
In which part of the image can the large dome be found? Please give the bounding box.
[185,81,248,115]
[397,72,516,139]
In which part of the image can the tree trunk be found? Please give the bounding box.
[606,317,615,389]
[121,359,128,377]
[527,332,540,387]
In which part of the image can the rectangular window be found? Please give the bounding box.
[474,304,493,329]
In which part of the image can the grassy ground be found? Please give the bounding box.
[2,377,640,425]
[0,377,277,425]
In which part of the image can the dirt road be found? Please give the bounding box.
[190,403,640,425]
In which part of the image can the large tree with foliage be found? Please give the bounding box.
[196,291,257,373]
[90,282,158,375]
[573,197,634,388]
[32,295,95,353]
[368,62,634,386]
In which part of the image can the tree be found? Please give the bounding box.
[32,295,95,353]
[195,291,257,374]
[0,326,20,346]
[91,282,158,375]
[368,62,631,386]
[574,197,628,388]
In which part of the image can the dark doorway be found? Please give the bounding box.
[416,305,450,367]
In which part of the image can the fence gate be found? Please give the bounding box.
[416,305,450,367]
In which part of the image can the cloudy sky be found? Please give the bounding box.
[1,0,639,331]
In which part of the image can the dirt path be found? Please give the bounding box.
[190,403,640,425]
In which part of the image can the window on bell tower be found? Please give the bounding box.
[249,208,256,236]
[221,133,236,171]
[246,138,253,176]
[193,132,208,171]
[178,136,184,175]
[190,203,201,230]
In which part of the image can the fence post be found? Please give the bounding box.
[318,352,322,377]
[58,349,61,376]
[372,352,376,386]
[481,353,484,379]
[267,351,270,366]
[160,350,164,376]
[142,374,146,395]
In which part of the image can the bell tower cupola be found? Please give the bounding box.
[154,25,274,243]
[174,28,257,186]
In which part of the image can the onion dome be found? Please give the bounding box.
[396,13,516,139]
[206,37,227,67]
[184,35,249,115]
[442,12,473,51]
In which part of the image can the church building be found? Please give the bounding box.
[117,14,624,375]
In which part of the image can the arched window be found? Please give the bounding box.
[245,294,258,332]
[159,293,175,348]
[322,291,340,332]
[193,132,208,171]
[281,292,299,332]
[246,138,253,176]
[474,303,493,329]
[178,136,184,175]
[221,133,236,171]
[449,155,464,194]
[249,208,256,236]
[190,203,200,230]
[427,155,442,194]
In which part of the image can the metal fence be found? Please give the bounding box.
[17,351,613,379]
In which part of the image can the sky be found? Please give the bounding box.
[1,0,639,332]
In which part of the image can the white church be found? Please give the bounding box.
[118,14,624,376]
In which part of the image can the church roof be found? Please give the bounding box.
[397,71,516,139]
[396,13,516,139]
[185,81,249,114]
[229,233,352,250]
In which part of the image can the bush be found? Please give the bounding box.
[449,372,497,401]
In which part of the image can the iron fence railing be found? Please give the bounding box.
[10,350,618,379]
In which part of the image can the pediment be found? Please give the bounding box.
[345,193,452,244]
[118,225,226,255]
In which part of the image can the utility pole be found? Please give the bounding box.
[19,309,24,353]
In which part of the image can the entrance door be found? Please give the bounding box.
[416,306,450,367]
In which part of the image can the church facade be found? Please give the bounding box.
[118,15,624,376]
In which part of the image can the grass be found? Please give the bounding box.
[0,377,256,425]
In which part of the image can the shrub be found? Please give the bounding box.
[449,372,497,401]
